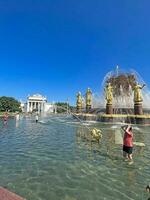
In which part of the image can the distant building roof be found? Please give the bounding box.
[28,94,47,101]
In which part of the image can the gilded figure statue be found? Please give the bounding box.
[105,83,113,104]
[86,88,92,107]
[133,83,146,103]
[76,92,82,109]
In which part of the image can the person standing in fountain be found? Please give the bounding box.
[122,125,134,164]
[35,113,39,123]
[133,82,146,102]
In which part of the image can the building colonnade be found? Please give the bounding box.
[27,100,45,113]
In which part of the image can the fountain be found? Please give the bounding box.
[75,66,150,124]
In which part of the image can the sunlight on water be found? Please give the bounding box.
[0,115,150,200]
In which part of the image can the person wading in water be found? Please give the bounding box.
[121,125,134,164]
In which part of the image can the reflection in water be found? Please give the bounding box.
[16,121,19,128]
[75,123,149,199]
[127,170,136,185]
[75,126,102,161]
[106,129,115,156]
[134,130,145,156]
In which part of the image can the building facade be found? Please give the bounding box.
[27,94,46,113]
[21,94,57,113]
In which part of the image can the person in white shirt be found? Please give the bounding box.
[35,114,39,123]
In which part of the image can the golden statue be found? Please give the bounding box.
[105,83,113,104]
[133,83,146,103]
[76,92,82,110]
[91,128,102,143]
[86,88,92,107]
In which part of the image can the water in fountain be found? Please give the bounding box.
[1,116,149,200]
[99,66,150,115]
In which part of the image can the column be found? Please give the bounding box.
[37,102,39,113]
[106,103,113,114]
[27,101,29,112]
[39,103,41,113]
[32,102,34,110]
[33,102,35,110]
[39,102,41,113]
[42,101,45,113]
[30,102,33,112]
[134,102,143,115]
[34,102,36,110]
[36,102,38,111]
[29,102,31,112]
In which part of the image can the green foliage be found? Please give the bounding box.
[0,96,21,112]
[55,102,75,113]
[55,102,68,113]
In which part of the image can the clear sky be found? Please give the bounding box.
[0,0,150,105]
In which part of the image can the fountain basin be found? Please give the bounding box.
[75,113,150,124]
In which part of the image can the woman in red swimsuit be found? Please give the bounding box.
[122,125,133,162]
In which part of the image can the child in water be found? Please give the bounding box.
[121,125,133,164]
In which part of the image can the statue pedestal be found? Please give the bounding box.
[76,107,82,113]
[134,102,143,115]
[86,105,91,113]
[106,104,113,114]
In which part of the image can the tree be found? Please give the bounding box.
[55,102,75,113]
[0,96,21,112]
[55,102,68,113]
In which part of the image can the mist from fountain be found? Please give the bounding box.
[91,66,150,114]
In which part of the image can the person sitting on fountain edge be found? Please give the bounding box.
[121,125,134,164]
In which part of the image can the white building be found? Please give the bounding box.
[25,94,56,113]
[20,102,26,112]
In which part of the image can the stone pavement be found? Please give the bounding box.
[0,187,26,200]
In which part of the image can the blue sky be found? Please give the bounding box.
[0,0,150,105]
